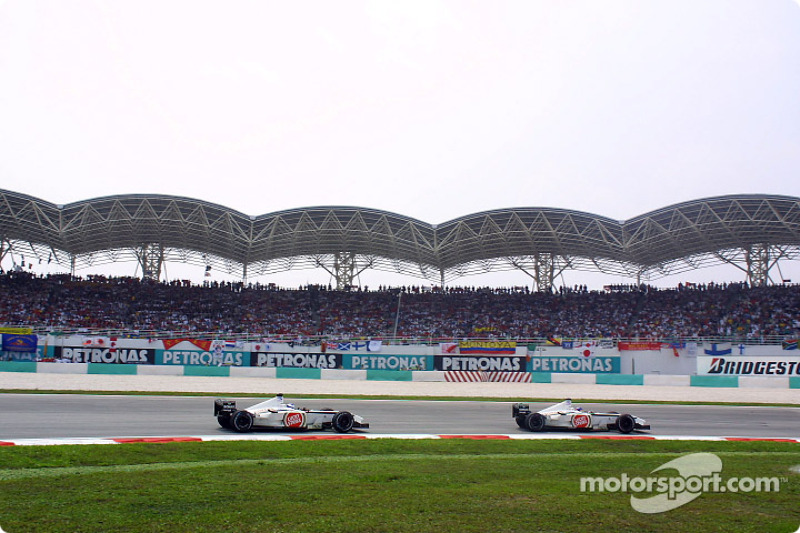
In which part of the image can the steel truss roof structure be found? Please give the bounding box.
[1,189,799,287]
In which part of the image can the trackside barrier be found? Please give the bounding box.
[550,373,596,385]
[137,365,184,376]
[410,371,447,382]
[367,370,413,381]
[738,376,790,389]
[1,362,798,389]
[690,375,739,388]
[184,366,230,377]
[39,362,89,374]
[0,361,36,373]
[88,363,137,375]
[642,375,690,386]
[276,367,320,380]
[595,374,644,386]
[229,367,277,379]
[320,369,366,380]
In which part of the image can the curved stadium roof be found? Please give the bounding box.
[1,189,799,284]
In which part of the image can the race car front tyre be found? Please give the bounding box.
[525,412,546,432]
[617,414,635,434]
[217,415,232,429]
[331,411,355,433]
[515,415,527,429]
[231,410,255,432]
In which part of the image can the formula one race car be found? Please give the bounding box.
[214,394,369,433]
[512,399,650,434]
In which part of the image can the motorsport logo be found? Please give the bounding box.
[580,453,784,513]
[703,356,800,376]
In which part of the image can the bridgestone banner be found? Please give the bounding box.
[698,356,800,376]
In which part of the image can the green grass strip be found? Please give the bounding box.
[3,450,798,482]
[0,440,797,533]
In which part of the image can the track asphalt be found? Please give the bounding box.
[1,373,798,445]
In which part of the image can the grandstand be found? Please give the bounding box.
[1,264,798,344]
[0,189,799,291]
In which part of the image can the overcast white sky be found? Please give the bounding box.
[1,1,799,288]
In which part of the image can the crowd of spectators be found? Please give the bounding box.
[0,271,798,342]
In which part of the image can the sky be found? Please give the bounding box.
[1,1,799,289]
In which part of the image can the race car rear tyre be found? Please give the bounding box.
[515,415,527,429]
[525,412,546,432]
[231,410,255,433]
[332,411,355,433]
[217,415,232,429]
[617,414,635,434]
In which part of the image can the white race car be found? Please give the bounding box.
[214,394,369,433]
[512,399,650,434]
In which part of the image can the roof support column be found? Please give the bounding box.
[334,251,355,289]
[0,237,10,272]
[717,244,791,287]
[510,253,558,292]
[533,252,556,292]
[136,243,165,281]
[744,244,770,287]
[742,243,791,287]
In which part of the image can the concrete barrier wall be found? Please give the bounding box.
[320,369,366,381]
[230,367,278,379]
[137,365,184,376]
[1,361,798,389]
[738,376,791,389]
[643,374,690,387]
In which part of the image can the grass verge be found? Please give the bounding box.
[0,439,798,532]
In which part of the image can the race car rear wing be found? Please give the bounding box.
[512,403,530,418]
[214,399,237,416]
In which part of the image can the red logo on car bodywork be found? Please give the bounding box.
[284,411,305,428]
[572,414,591,428]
